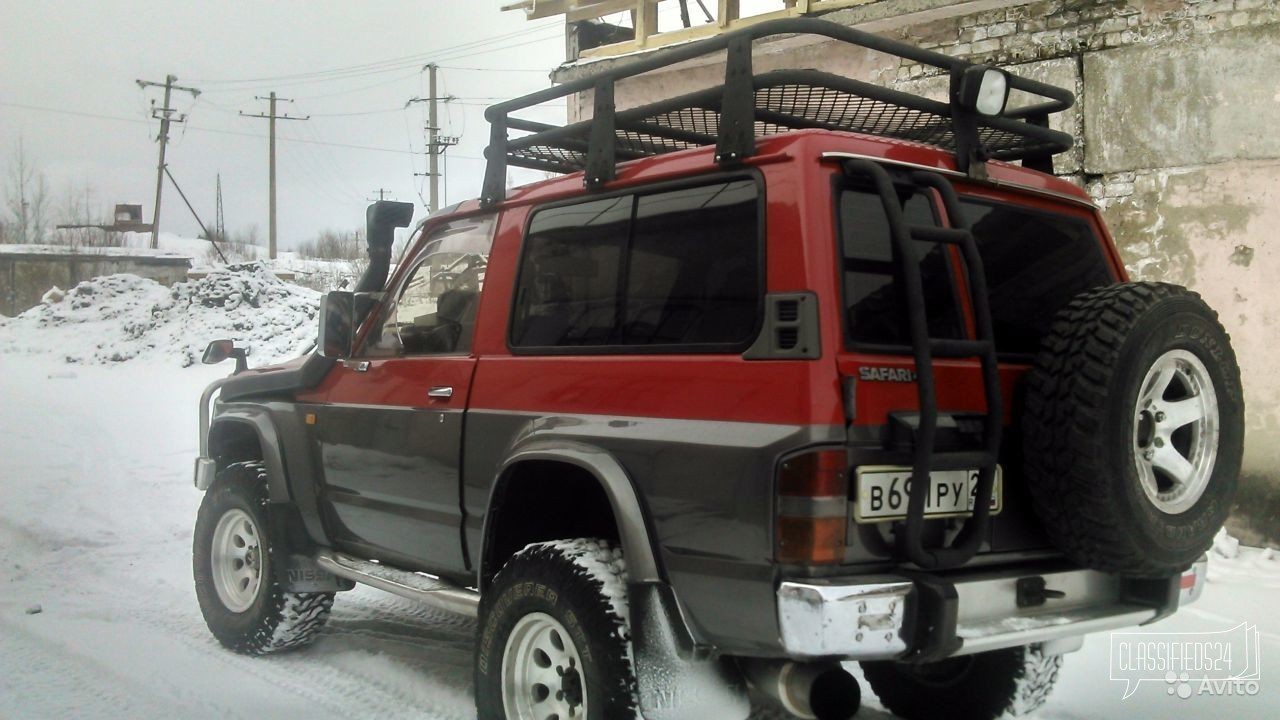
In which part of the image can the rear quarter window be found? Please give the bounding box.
[510,178,762,352]
[960,199,1115,355]
[839,189,965,347]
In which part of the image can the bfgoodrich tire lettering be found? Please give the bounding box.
[862,644,1062,720]
[475,539,638,720]
[193,461,334,654]
[1022,282,1243,577]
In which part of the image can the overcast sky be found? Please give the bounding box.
[0,1,785,249]
[0,1,570,248]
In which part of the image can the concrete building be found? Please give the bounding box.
[0,246,191,317]
[526,0,1280,541]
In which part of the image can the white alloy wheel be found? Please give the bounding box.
[1133,349,1220,515]
[210,508,264,612]
[502,611,588,720]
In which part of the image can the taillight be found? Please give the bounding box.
[776,449,849,565]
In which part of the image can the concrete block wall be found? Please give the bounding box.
[887,0,1280,543]
[555,0,1280,542]
[0,252,190,317]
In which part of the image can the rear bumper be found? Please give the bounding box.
[777,556,1208,661]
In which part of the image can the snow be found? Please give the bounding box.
[0,358,474,720]
[1,309,1279,717]
[0,244,190,259]
[0,264,320,367]
[1213,527,1242,559]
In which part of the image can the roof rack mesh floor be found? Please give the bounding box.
[505,80,1064,175]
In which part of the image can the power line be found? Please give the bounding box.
[0,99,427,155]
[190,22,562,88]
[0,100,453,156]
[307,106,412,118]
[436,65,554,73]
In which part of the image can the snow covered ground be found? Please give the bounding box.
[0,265,319,367]
[1,274,1278,718]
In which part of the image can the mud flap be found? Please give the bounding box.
[276,553,354,593]
[630,582,750,720]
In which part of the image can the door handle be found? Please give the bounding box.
[427,386,454,398]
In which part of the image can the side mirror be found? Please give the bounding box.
[202,339,249,373]
[318,291,355,359]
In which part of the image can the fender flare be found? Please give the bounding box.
[482,440,662,585]
[206,407,291,503]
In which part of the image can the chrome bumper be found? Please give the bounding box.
[778,557,1207,661]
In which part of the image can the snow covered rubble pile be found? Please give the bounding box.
[0,263,320,366]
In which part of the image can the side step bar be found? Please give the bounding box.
[315,551,480,618]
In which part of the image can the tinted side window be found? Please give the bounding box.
[840,190,963,346]
[512,197,630,347]
[961,200,1114,354]
[511,179,760,350]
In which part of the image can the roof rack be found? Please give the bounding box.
[480,17,1074,207]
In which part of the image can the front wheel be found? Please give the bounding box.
[474,539,638,720]
[861,644,1062,720]
[193,461,334,655]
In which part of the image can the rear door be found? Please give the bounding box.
[833,172,1117,563]
[311,215,495,574]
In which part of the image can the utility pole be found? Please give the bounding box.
[137,75,200,249]
[367,189,395,202]
[408,64,458,215]
[215,173,226,242]
[240,92,308,259]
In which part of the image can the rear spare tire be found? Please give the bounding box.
[1022,282,1243,577]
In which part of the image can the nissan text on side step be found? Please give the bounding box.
[190,18,1242,720]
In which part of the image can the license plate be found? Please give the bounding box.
[853,465,1002,523]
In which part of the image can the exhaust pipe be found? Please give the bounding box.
[741,660,861,720]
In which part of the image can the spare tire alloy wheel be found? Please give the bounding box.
[1022,282,1243,577]
[1133,349,1219,515]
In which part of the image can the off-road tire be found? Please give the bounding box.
[862,644,1062,720]
[475,539,638,720]
[1022,282,1243,577]
[194,461,334,655]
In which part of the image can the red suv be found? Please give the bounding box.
[191,18,1242,720]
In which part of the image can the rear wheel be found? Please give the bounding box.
[861,644,1061,720]
[1022,282,1243,576]
[475,539,638,720]
[193,461,334,654]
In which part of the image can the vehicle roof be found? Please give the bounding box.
[446,129,1092,218]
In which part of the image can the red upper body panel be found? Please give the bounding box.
[299,129,1124,429]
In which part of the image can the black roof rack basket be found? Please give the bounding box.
[480,17,1074,207]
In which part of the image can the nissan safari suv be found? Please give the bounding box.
[190,18,1242,720]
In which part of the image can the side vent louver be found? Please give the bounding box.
[743,292,820,360]
[777,327,799,350]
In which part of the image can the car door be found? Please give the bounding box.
[312,215,495,575]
